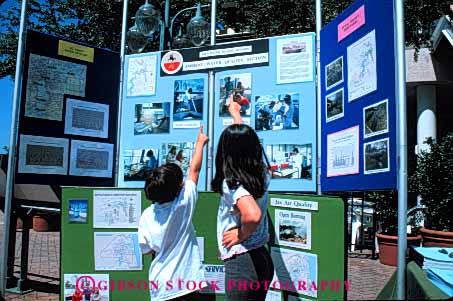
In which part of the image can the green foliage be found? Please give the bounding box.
[0,0,452,78]
[368,191,398,235]
[409,134,453,232]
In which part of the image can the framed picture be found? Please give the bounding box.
[363,99,389,138]
[364,138,390,174]
[326,88,344,123]
[325,56,343,91]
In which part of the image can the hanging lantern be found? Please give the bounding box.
[127,25,148,53]
[135,0,161,36]
[186,3,210,47]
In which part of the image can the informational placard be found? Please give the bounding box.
[321,0,397,191]
[94,232,142,271]
[126,54,157,96]
[93,190,141,228]
[17,30,120,188]
[213,33,317,192]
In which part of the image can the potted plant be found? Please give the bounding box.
[370,191,422,266]
[410,133,453,247]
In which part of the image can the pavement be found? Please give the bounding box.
[0,212,396,301]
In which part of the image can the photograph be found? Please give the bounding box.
[363,99,389,138]
[69,140,114,178]
[161,142,195,176]
[68,199,88,224]
[255,93,300,131]
[325,56,344,91]
[326,88,344,122]
[264,144,312,180]
[275,209,312,250]
[364,138,390,174]
[64,98,109,138]
[219,73,252,117]
[173,78,204,127]
[123,148,159,181]
[134,102,170,135]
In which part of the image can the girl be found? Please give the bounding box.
[211,102,274,301]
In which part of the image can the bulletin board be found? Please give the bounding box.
[61,187,345,301]
[16,30,120,187]
[119,33,317,193]
[320,0,398,192]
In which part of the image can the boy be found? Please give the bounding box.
[138,126,209,301]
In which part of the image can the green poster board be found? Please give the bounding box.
[61,188,345,301]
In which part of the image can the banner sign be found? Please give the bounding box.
[160,39,269,76]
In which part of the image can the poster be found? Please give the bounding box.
[94,232,142,270]
[126,54,157,96]
[276,35,314,84]
[255,93,300,131]
[25,53,87,121]
[326,126,359,177]
[161,142,195,176]
[69,140,114,178]
[18,134,69,175]
[134,102,170,135]
[64,98,109,138]
[173,78,204,128]
[347,30,377,101]
[264,144,312,180]
[68,199,88,223]
[203,265,225,294]
[364,137,390,174]
[64,273,109,301]
[219,73,252,117]
[275,209,312,250]
[93,190,141,228]
[271,247,318,298]
[123,148,159,182]
[325,56,343,91]
[265,290,282,301]
[363,99,389,138]
[326,88,344,123]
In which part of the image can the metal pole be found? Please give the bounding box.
[395,0,408,299]
[206,0,216,191]
[315,0,322,195]
[114,0,129,186]
[0,0,28,296]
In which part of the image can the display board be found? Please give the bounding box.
[119,52,208,189]
[119,34,317,192]
[61,187,345,301]
[320,0,397,191]
[16,30,120,187]
[213,34,317,193]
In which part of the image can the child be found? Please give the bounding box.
[138,126,209,301]
[211,102,274,301]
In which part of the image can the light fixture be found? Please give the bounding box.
[172,25,190,49]
[135,0,161,36]
[186,3,210,47]
[127,24,148,53]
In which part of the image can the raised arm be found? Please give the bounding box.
[228,100,243,124]
[187,126,209,184]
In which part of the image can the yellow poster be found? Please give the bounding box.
[58,40,94,63]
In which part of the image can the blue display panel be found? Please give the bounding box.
[213,34,317,192]
[119,52,208,189]
[320,0,397,191]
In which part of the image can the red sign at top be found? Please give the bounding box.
[338,5,366,42]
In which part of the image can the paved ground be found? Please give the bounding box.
[0,213,396,301]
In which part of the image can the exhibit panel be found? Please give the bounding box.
[320,0,398,191]
[118,51,209,190]
[61,187,345,301]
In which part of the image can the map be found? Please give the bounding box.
[94,232,142,271]
[93,190,141,228]
[25,53,87,121]
[127,55,157,96]
[271,247,318,298]
[347,30,377,102]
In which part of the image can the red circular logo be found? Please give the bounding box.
[161,51,183,74]
[75,275,96,293]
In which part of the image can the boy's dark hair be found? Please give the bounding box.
[144,163,183,204]
[211,124,269,199]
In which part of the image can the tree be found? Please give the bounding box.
[0,0,452,79]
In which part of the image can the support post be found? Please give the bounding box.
[395,0,408,299]
[0,0,28,296]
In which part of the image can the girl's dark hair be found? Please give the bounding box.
[144,163,183,204]
[211,124,268,199]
